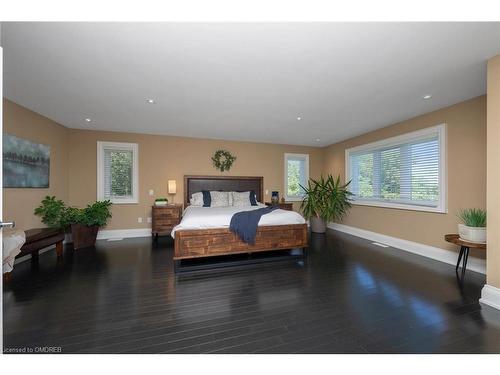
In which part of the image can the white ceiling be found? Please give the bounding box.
[2,22,500,147]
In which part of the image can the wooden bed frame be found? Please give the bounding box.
[174,175,308,265]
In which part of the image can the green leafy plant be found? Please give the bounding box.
[212,149,236,172]
[300,175,353,222]
[155,197,168,202]
[34,196,68,229]
[458,208,486,227]
[79,200,113,227]
[34,196,112,229]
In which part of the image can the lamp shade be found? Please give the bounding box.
[168,180,177,194]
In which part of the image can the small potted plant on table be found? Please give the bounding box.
[35,196,112,249]
[300,175,353,234]
[154,197,169,206]
[457,208,486,244]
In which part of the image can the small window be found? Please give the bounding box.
[284,153,309,201]
[345,124,446,213]
[97,141,139,204]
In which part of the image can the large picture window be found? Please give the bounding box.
[284,153,309,201]
[345,124,446,213]
[97,141,139,204]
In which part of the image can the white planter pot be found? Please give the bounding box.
[310,216,327,234]
[458,224,486,244]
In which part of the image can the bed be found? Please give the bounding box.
[172,175,308,268]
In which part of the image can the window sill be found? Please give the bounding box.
[284,196,304,202]
[108,199,139,205]
[351,199,446,214]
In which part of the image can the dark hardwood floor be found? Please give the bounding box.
[3,229,500,354]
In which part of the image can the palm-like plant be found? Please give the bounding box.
[300,175,353,232]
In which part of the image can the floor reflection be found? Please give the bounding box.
[3,229,500,353]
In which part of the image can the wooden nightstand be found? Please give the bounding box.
[152,204,183,239]
[264,202,294,211]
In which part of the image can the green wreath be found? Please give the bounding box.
[212,149,236,172]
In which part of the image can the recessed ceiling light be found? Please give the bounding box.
[147,99,155,104]
[315,138,320,142]
[297,116,302,121]
[85,118,92,123]
[422,95,432,100]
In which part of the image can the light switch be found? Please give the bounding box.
[265,189,269,195]
[138,217,143,223]
[149,189,154,196]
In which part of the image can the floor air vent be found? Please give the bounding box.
[371,242,389,248]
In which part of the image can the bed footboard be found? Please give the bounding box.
[174,224,308,260]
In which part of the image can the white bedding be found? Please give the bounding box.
[171,204,305,238]
[3,228,26,274]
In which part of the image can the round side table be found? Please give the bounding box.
[444,234,486,281]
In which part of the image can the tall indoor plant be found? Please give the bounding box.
[300,175,353,233]
[35,196,112,249]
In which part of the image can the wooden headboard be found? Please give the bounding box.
[184,175,264,207]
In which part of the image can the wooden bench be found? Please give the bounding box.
[3,228,65,282]
[18,228,65,259]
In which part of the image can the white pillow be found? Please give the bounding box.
[210,191,230,207]
[190,192,204,206]
[232,191,253,207]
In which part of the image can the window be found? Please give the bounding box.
[284,153,309,201]
[345,124,446,213]
[97,142,139,204]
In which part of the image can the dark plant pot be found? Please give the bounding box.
[71,224,99,249]
[310,216,327,234]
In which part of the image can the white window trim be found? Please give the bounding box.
[97,141,139,204]
[284,153,310,202]
[345,124,447,214]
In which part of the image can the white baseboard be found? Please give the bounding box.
[15,228,151,265]
[64,228,151,243]
[97,228,151,240]
[480,285,500,310]
[328,223,486,275]
[14,244,56,265]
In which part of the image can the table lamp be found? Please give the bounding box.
[168,180,177,205]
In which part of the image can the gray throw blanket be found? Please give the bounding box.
[229,206,279,245]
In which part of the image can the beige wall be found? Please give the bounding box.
[3,98,323,231]
[67,130,323,230]
[487,55,500,288]
[323,96,487,257]
[3,95,488,257]
[3,99,69,230]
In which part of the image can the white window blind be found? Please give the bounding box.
[346,124,446,213]
[97,142,139,204]
[284,153,309,201]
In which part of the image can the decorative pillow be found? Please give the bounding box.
[190,192,204,206]
[209,191,230,207]
[202,190,211,207]
[249,190,258,206]
[232,191,257,207]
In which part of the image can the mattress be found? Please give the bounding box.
[171,204,306,238]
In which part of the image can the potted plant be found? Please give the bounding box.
[300,175,353,233]
[457,208,486,244]
[154,197,169,206]
[68,200,113,249]
[35,196,112,249]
